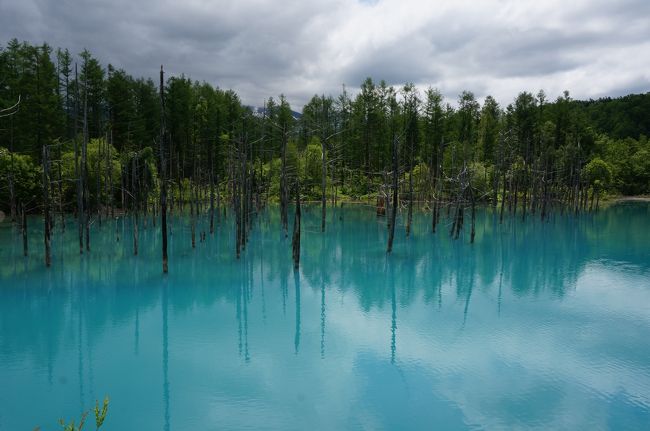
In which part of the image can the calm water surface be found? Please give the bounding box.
[1,203,649,430]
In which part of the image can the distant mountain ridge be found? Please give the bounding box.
[575,92,650,139]
[246,106,302,120]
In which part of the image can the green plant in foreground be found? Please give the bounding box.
[94,396,109,429]
[33,396,109,431]
[57,410,88,431]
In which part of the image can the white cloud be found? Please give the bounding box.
[1,0,649,108]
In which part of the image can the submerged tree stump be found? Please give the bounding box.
[292,183,301,270]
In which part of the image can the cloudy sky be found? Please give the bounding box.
[2,0,649,108]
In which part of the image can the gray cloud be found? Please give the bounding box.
[342,36,438,87]
[1,0,648,109]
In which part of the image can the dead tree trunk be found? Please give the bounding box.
[235,158,242,259]
[216,168,221,226]
[432,139,443,233]
[292,181,301,270]
[512,177,519,218]
[190,179,196,249]
[470,188,476,244]
[387,137,398,254]
[499,170,507,224]
[159,65,169,273]
[8,173,16,224]
[280,130,289,237]
[8,125,16,223]
[209,137,215,235]
[107,129,114,218]
[406,140,414,237]
[97,137,102,226]
[321,138,327,232]
[75,64,83,254]
[521,163,528,222]
[132,155,139,256]
[450,204,459,239]
[42,146,51,267]
[57,149,64,232]
[21,202,28,257]
[241,140,249,249]
[82,71,90,252]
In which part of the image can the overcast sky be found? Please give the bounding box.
[2,0,649,109]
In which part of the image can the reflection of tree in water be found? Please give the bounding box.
[320,279,325,359]
[294,270,300,355]
[162,277,170,431]
[389,260,396,364]
[0,203,648,371]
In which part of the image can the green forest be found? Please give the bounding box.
[1,39,649,239]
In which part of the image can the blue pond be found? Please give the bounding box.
[1,203,649,430]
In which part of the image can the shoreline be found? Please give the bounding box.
[1,195,648,222]
[613,196,650,202]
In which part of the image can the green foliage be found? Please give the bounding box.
[341,169,371,198]
[94,396,109,429]
[469,161,490,197]
[409,162,429,190]
[58,412,87,431]
[55,395,108,431]
[0,40,64,159]
[303,138,322,186]
[578,93,650,139]
[596,135,650,195]
[264,158,282,201]
[583,157,612,191]
[286,139,300,178]
[479,95,500,163]
[2,38,649,217]
[0,147,41,210]
[106,66,136,151]
[60,138,122,206]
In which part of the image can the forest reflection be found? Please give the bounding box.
[1,202,649,376]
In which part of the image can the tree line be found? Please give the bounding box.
[1,39,649,267]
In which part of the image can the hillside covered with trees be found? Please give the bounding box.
[1,39,649,227]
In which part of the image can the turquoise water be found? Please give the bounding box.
[1,203,649,430]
